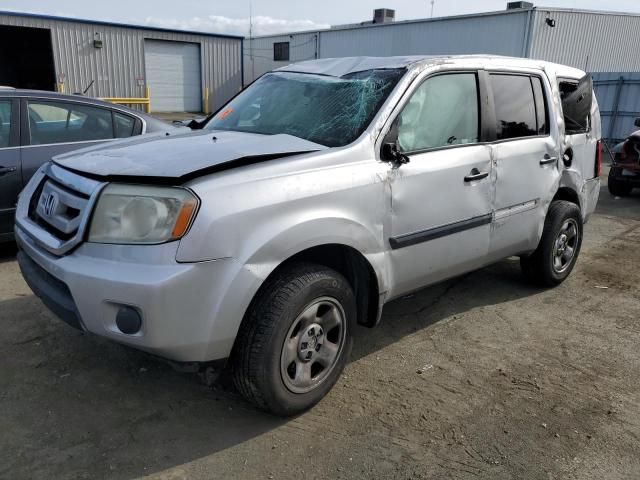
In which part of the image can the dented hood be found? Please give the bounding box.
[53,130,327,182]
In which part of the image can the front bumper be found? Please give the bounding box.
[16,226,256,362]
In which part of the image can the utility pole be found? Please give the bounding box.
[430,0,435,18]
[249,1,254,80]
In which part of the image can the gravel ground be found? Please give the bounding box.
[1,177,639,480]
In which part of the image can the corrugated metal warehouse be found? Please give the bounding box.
[0,11,243,112]
[243,3,640,140]
[244,5,640,82]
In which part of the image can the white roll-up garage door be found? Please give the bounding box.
[144,39,202,112]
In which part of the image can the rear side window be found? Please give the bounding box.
[28,100,114,145]
[490,74,538,140]
[0,100,11,148]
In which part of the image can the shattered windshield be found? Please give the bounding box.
[205,69,406,147]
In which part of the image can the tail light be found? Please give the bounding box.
[595,139,602,178]
[620,140,628,160]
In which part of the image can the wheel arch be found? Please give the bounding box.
[224,243,383,375]
[552,186,581,210]
[238,242,383,334]
[264,243,382,328]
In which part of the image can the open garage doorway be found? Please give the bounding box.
[0,25,56,90]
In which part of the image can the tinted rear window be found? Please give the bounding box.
[490,74,537,140]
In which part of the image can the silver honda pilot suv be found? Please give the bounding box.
[15,56,601,416]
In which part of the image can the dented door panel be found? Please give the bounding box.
[386,145,493,299]
[490,136,560,259]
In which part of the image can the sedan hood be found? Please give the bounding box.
[53,130,327,182]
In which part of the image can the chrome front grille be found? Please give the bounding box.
[16,163,106,256]
[34,180,87,238]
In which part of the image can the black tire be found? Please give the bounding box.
[231,262,356,416]
[608,172,633,197]
[520,200,583,287]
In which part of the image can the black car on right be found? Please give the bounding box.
[609,117,640,197]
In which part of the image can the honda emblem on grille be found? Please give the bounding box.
[41,192,59,218]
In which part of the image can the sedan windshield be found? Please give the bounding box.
[205,69,405,147]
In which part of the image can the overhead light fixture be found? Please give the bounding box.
[93,32,103,49]
[545,17,556,27]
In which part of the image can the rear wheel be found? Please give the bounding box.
[608,170,633,197]
[231,262,355,416]
[521,201,583,287]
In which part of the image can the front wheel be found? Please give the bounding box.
[520,200,583,287]
[231,263,355,416]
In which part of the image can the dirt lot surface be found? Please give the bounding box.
[1,179,639,480]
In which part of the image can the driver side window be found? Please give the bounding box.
[397,73,479,152]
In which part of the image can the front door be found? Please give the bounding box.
[488,73,560,259]
[385,71,494,298]
[0,98,20,238]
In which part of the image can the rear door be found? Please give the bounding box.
[19,98,139,183]
[0,97,20,237]
[488,72,560,259]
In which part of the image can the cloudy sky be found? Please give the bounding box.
[1,0,639,36]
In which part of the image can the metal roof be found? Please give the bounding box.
[0,10,243,40]
[249,5,640,40]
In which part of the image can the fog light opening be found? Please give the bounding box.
[116,306,142,335]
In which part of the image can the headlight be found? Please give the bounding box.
[88,184,199,244]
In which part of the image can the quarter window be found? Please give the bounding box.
[559,80,590,134]
[28,101,114,145]
[273,42,290,61]
[114,112,137,138]
[531,77,549,135]
[490,74,538,140]
[0,100,11,148]
[396,73,479,152]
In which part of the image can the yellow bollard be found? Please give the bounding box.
[203,87,210,115]
[144,86,151,113]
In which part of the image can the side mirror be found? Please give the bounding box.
[634,117,640,128]
[382,142,410,166]
[380,120,409,166]
[562,74,593,131]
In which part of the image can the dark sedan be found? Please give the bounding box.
[0,88,176,240]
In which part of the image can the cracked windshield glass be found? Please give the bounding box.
[205,69,405,147]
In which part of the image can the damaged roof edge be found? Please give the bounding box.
[277,55,587,79]
[276,56,425,78]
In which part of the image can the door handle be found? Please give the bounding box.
[0,166,17,176]
[464,168,489,182]
[540,154,558,165]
